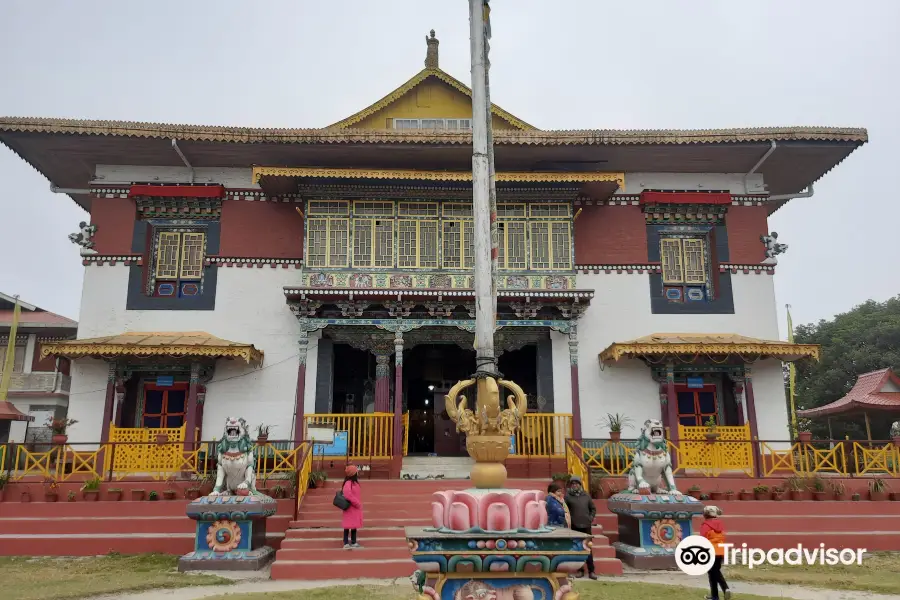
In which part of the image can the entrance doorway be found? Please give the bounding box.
[676,384,718,426]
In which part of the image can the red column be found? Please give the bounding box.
[184,362,200,451]
[100,364,117,444]
[665,363,679,470]
[744,366,762,477]
[658,381,669,430]
[374,354,391,413]
[732,376,746,426]
[114,380,126,427]
[568,327,582,440]
[392,332,404,475]
[293,333,309,445]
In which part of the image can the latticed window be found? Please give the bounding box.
[152,231,206,297]
[398,203,439,268]
[306,201,350,267]
[0,344,26,373]
[660,237,707,284]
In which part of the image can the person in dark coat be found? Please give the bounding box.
[565,476,597,579]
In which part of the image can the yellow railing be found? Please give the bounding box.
[0,444,6,471]
[304,413,394,459]
[678,424,754,476]
[566,440,589,489]
[295,442,313,516]
[514,414,572,458]
[106,424,187,478]
[402,412,410,457]
[853,442,900,476]
[256,442,306,480]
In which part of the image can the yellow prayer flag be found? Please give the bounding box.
[0,296,22,402]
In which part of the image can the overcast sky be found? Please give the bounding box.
[0,0,897,334]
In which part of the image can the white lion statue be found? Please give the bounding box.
[625,419,681,496]
[209,416,259,496]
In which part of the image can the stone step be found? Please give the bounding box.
[0,532,284,556]
[0,515,291,535]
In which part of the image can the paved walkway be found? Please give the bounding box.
[90,570,900,600]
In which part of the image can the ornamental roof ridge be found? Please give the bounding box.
[0,117,868,145]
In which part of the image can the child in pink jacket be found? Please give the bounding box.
[341,465,364,549]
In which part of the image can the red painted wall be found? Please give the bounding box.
[31,349,56,372]
[574,205,648,264]
[725,205,768,263]
[89,198,136,254]
[219,201,304,258]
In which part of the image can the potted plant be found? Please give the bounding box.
[46,416,78,445]
[797,430,813,443]
[589,473,605,499]
[308,471,327,489]
[271,484,286,499]
[772,486,785,501]
[148,490,159,501]
[811,476,827,501]
[753,484,770,500]
[688,484,702,499]
[131,489,146,501]
[80,477,101,501]
[704,416,719,442]
[551,473,571,488]
[67,490,76,502]
[869,478,888,501]
[603,413,632,443]
[185,486,201,500]
[830,481,846,501]
[156,433,168,444]
[851,492,861,501]
[700,493,710,501]
[738,488,753,501]
[606,481,620,497]
[709,487,724,501]
[891,421,900,447]
[163,488,177,500]
[889,490,900,502]
[786,475,805,501]
[724,490,735,501]
[44,478,59,502]
[256,424,271,446]
[108,488,123,501]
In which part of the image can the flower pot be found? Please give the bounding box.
[45,492,58,503]
[724,493,735,501]
[790,490,804,501]
[889,492,900,501]
[199,483,214,496]
[609,431,621,443]
[21,491,31,503]
[272,489,286,499]
[185,488,201,500]
[156,434,168,444]
[754,491,770,500]
[0,489,4,503]
[739,491,753,501]
[798,431,813,443]
[705,433,718,443]
[773,491,785,501]
[688,490,702,499]
[870,491,887,501]
[163,490,177,500]
[130,490,146,502]
[82,490,99,502]
[51,434,68,445]
[108,490,122,502]
[709,491,724,501]
[256,436,268,446]
[67,494,76,502]
[834,493,846,501]
[813,491,827,501]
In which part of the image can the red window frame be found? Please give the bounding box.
[675,384,719,427]
[142,382,188,429]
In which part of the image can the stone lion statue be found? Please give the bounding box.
[210,416,259,496]
[891,421,900,438]
[625,419,681,496]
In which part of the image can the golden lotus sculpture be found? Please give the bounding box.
[444,376,527,488]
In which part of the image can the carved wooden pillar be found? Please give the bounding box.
[743,365,762,477]
[374,354,391,413]
[665,363,678,470]
[652,373,669,430]
[114,379,127,427]
[392,331,405,473]
[184,362,201,450]
[568,325,583,440]
[293,330,310,445]
[729,374,747,426]
[100,363,118,444]
[196,385,206,441]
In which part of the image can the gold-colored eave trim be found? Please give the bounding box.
[252,166,625,188]
[599,342,821,362]
[39,342,264,365]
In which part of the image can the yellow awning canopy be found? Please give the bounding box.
[599,333,820,363]
[40,331,264,365]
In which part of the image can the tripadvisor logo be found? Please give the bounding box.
[675,536,866,574]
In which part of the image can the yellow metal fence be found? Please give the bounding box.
[304,413,394,460]
[514,414,573,458]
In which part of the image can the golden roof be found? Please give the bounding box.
[599,333,820,363]
[0,117,868,147]
[40,331,263,365]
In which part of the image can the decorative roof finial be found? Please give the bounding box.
[425,30,439,69]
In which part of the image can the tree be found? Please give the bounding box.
[793,295,900,440]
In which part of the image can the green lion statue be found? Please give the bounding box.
[210,416,259,496]
[625,418,681,496]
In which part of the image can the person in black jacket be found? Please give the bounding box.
[565,476,597,579]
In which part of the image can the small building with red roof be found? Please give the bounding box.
[0,292,78,445]
[797,367,900,440]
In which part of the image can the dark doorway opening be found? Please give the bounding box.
[332,344,373,413]
[498,346,539,410]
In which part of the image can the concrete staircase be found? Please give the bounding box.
[271,478,623,580]
[400,456,474,480]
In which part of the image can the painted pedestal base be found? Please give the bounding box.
[178,494,278,571]
[607,492,704,569]
[407,488,588,600]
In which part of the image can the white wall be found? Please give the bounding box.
[68,266,304,444]
[622,172,766,195]
[751,359,791,443]
[93,166,257,189]
[550,331,572,414]
[575,271,784,438]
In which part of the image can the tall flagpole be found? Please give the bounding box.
[469,0,496,374]
[786,304,798,437]
[0,295,21,402]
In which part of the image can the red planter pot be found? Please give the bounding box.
[108,490,123,502]
[798,431,813,443]
[709,491,724,501]
[609,432,621,443]
[130,490,146,501]
[82,490,99,502]
[51,434,68,445]
[163,490,177,500]
[789,490,804,501]
[870,491,887,501]
[739,491,753,501]
[812,491,827,501]
[44,493,58,503]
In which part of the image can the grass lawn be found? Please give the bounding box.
[0,553,232,600]
[200,581,787,600]
[725,551,900,596]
